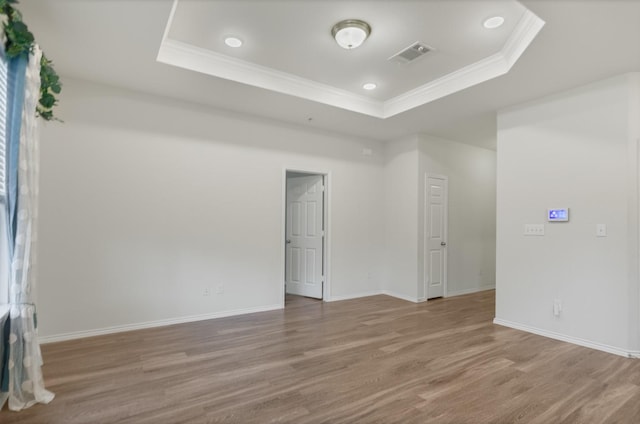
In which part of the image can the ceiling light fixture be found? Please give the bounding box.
[483,16,505,29]
[363,83,377,90]
[331,19,371,49]
[224,36,243,48]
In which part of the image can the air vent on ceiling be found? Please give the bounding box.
[388,42,433,64]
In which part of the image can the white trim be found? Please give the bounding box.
[384,53,508,117]
[446,284,495,298]
[326,291,383,302]
[157,4,544,119]
[380,290,420,303]
[160,0,179,45]
[629,131,640,350]
[39,304,283,344]
[281,168,287,307]
[385,10,544,117]
[324,173,332,302]
[282,168,331,302]
[502,9,547,68]
[158,38,384,118]
[327,290,421,303]
[493,318,640,359]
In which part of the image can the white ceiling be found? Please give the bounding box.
[159,1,543,118]
[169,1,525,98]
[19,0,640,150]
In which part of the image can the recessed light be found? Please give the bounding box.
[483,16,505,29]
[363,83,377,90]
[224,36,243,48]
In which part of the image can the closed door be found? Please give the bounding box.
[425,175,448,299]
[286,175,324,299]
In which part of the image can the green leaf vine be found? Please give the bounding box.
[0,0,60,121]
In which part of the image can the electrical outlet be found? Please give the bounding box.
[203,288,211,297]
[553,299,562,317]
[216,284,224,294]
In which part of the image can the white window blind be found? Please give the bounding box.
[0,54,7,198]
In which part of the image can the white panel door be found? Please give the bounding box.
[425,175,448,299]
[286,175,324,299]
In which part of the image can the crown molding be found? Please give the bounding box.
[157,0,545,119]
[384,9,544,118]
[157,38,385,118]
[383,52,510,117]
[502,9,547,67]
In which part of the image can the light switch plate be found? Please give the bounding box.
[524,224,545,236]
[596,224,607,237]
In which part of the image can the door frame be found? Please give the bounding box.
[281,168,331,305]
[424,173,449,299]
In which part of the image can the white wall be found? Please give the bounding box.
[418,135,497,299]
[382,135,497,302]
[495,74,640,355]
[36,78,501,340]
[37,78,385,339]
[382,137,419,301]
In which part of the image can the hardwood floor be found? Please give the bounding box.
[3,290,640,423]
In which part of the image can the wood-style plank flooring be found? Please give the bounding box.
[3,290,640,423]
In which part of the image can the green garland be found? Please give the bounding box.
[0,0,60,121]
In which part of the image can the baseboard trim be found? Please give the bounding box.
[326,291,383,302]
[446,284,495,298]
[327,290,420,303]
[380,290,419,303]
[493,318,639,358]
[39,303,283,344]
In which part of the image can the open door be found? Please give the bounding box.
[285,174,324,299]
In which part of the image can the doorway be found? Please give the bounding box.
[283,170,328,304]
[424,174,448,299]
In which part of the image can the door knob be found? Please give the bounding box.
[441,242,447,246]
[286,239,292,244]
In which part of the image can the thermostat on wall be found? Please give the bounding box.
[548,208,569,222]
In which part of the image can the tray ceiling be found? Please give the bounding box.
[158,0,544,118]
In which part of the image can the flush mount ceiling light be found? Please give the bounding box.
[362,83,377,90]
[224,36,243,48]
[483,16,505,29]
[331,19,371,49]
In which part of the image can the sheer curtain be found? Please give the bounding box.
[0,45,54,411]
